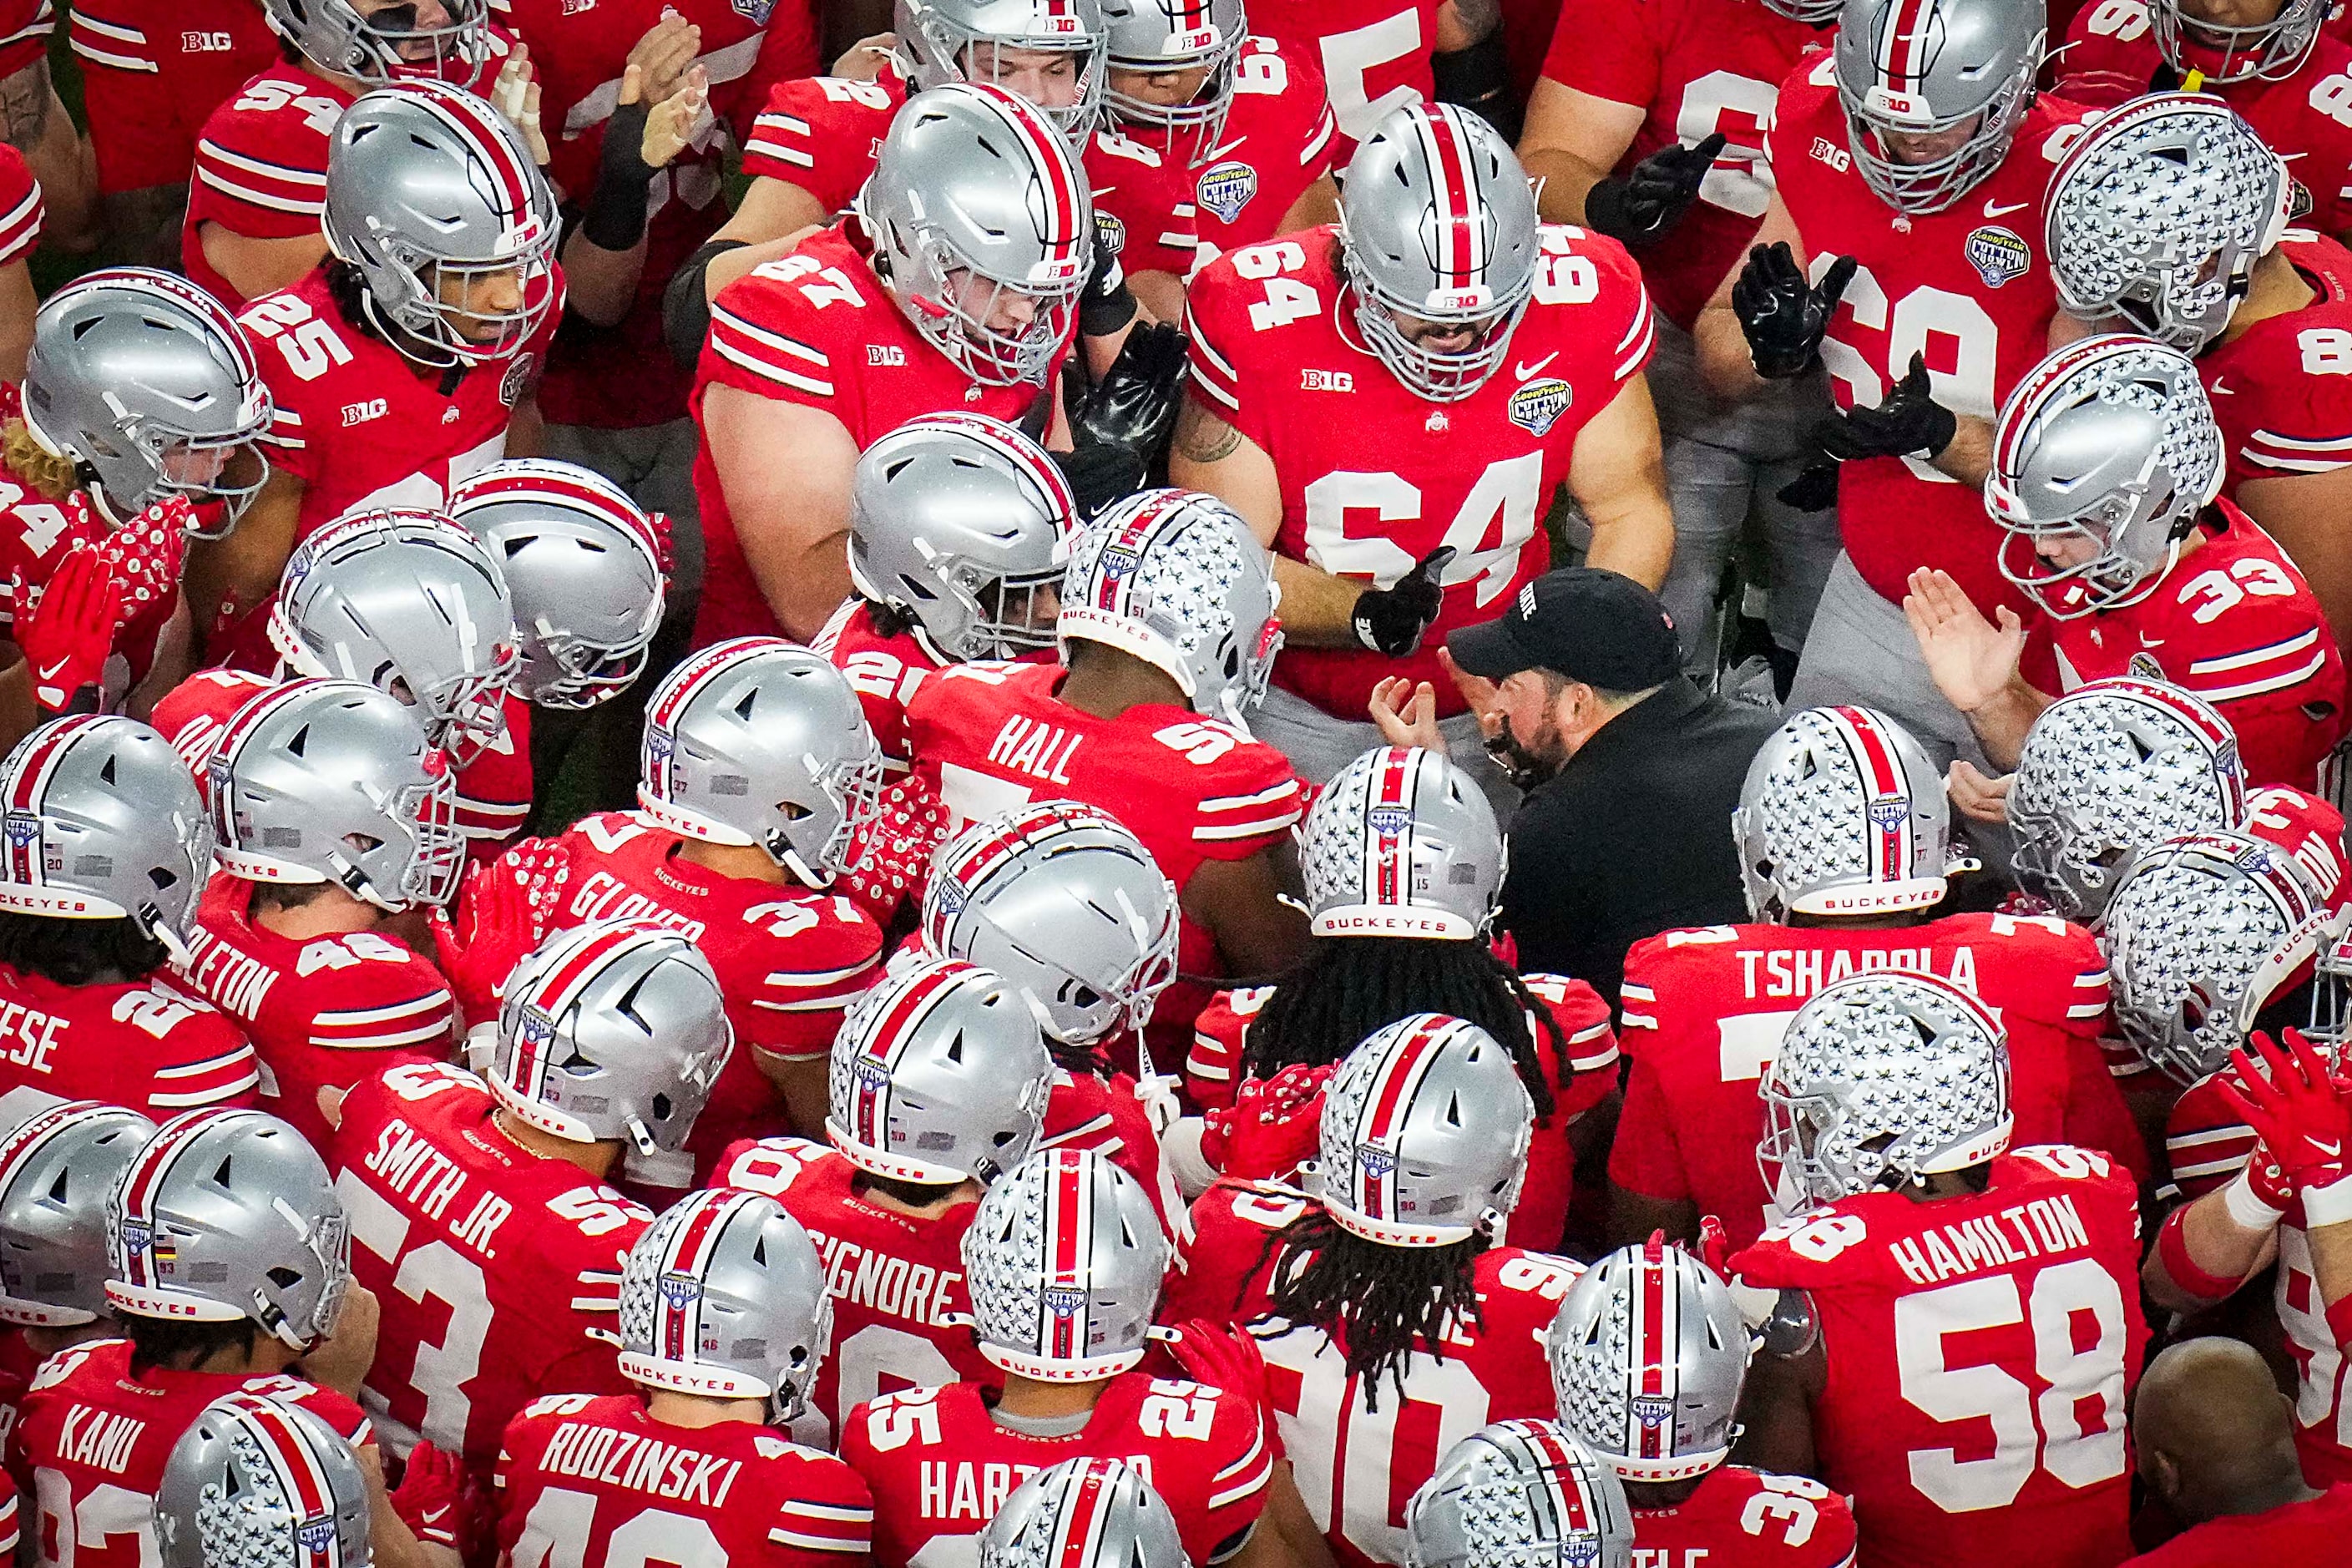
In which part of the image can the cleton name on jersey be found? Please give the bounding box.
[54,1406,143,1474]
[805,1224,964,1332]
[530,1418,746,1509]
[1738,942,1983,1000]
[178,928,281,1019]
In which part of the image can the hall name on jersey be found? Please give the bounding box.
[1739,943,1980,1000]
[54,1405,144,1474]
[362,1116,516,1258]
[534,1419,746,1508]
[1887,1191,2093,1288]
[984,715,1080,786]
[921,1454,1154,1522]
[804,1224,964,1328]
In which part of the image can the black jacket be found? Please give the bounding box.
[1499,677,1776,1009]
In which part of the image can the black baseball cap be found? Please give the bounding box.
[1447,568,1682,690]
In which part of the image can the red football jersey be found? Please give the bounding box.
[1168,1182,1583,1568]
[8,1339,370,1568]
[0,144,40,267]
[711,1136,995,1447]
[1184,222,1653,720]
[67,0,276,195]
[180,64,356,307]
[2198,233,2352,488]
[0,0,45,75]
[1181,973,1620,1252]
[0,964,256,1116]
[1729,1146,2146,1568]
[177,873,458,1155]
[330,1062,649,1473]
[476,811,884,1176]
[842,1374,1274,1568]
[1769,58,2089,615]
[1247,0,1439,159]
[811,598,953,922]
[1540,0,1820,331]
[2278,1199,2352,1485]
[690,225,1067,646]
[497,1393,872,1568]
[2059,1,2352,237]
[2026,500,2348,790]
[2119,1484,2352,1566]
[1610,913,2142,1252]
[1628,1465,1860,1568]
[1181,37,1336,275]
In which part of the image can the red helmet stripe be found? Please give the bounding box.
[114,1110,237,1289]
[967,86,1084,266]
[1877,0,1937,84]
[1414,109,1485,293]
[1635,1250,1670,1460]
[656,1191,741,1363]
[1353,1017,1452,1222]
[1053,1461,1117,1568]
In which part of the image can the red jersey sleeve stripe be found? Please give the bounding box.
[0,0,48,47]
[0,184,41,266]
[1193,809,1302,842]
[67,8,151,69]
[149,1046,263,1106]
[2186,632,2330,701]
[1612,289,1656,382]
[1299,109,1334,167]
[195,143,330,215]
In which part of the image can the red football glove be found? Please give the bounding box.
[17,544,124,713]
[1166,1318,1284,1460]
[431,839,569,1025]
[2214,1029,2352,1194]
[1694,1215,1732,1278]
[1200,1062,1333,1181]
[389,1441,467,1553]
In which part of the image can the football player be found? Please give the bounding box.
[332,920,731,1487]
[842,1148,1293,1568]
[0,718,255,1115]
[711,953,1052,1443]
[1611,703,2142,1253]
[1167,1014,1586,1568]
[8,1108,438,1568]
[0,3,89,266]
[181,0,502,306]
[1178,745,1617,1252]
[1730,971,2146,1568]
[1175,101,1668,794]
[1693,0,2083,773]
[494,1188,873,1568]
[1517,0,1836,672]
[176,680,463,1153]
[195,81,560,671]
[1546,1242,1860,1567]
[814,412,1075,923]
[906,488,1307,1046]
[0,144,37,383]
[154,1394,372,1568]
[689,83,1088,644]
[1244,0,1500,159]
[1905,336,2348,791]
[2046,94,2352,645]
[982,1459,1186,1568]
[1406,1422,1636,1568]
[438,637,884,1169]
[3,269,271,732]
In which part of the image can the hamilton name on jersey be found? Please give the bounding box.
[527,1418,751,1509]
[1874,1183,2101,1291]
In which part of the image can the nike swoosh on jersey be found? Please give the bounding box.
[1201,138,1247,162]
[1982,199,2030,218]
[1515,352,1560,381]
[2210,378,2235,395]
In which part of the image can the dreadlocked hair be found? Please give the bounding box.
[323,260,385,341]
[0,910,169,987]
[1241,936,1558,1119]
[1257,1206,1487,1411]
[3,418,76,503]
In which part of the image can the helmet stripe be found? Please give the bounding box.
[228,1395,339,1551]
[1414,109,1485,294]
[1514,1422,1598,1537]
[655,1190,742,1365]
[114,1110,240,1290]
[851,964,967,1151]
[1353,1016,1452,1222]
[1051,1460,1117,1568]
[966,86,1084,267]
[1827,707,1914,888]
[1634,1247,1672,1461]
[1877,0,1936,84]
[648,638,782,735]
[1368,748,1418,911]
[1045,1150,1090,1363]
[1085,493,1191,618]
[2,718,95,888]
[401,83,539,235]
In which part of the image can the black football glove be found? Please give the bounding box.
[1352,546,1455,658]
[1810,352,1957,463]
[1048,442,1147,520]
[1080,229,1139,338]
[1584,132,1727,245]
[1774,461,1839,513]
[1732,243,1855,379]
[1071,320,1187,462]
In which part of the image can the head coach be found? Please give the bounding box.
[1373,566,1777,1008]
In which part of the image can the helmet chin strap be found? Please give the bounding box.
[625,1117,660,1158]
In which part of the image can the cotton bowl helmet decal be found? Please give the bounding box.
[1301,746,1505,939]
[617,1188,833,1422]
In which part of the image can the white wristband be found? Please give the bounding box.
[2303,1170,2352,1229]
[2224,1166,2289,1232]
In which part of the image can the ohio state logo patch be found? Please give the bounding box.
[1506,377,1572,437]
[1964,226,2030,289]
[1197,160,1257,224]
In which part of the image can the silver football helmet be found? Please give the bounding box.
[855,84,1093,387]
[323,82,559,369]
[1733,706,1971,921]
[1407,1422,1634,1568]
[638,637,885,888]
[1060,488,1281,733]
[847,413,1077,664]
[449,460,669,711]
[617,1188,833,1422]
[106,1109,350,1351]
[489,920,736,1157]
[963,1147,1171,1381]
[263,0,488,87]
[155,1393,372,1568]
[1758,970,2014,1208]
[1301,746,1504,940]
[1834,0,2045,215]
[2149,0,2324,83]
[1099,0,1245,144]
[1989,336,2225,620]
[205,680,466,913]
[1546,1242,1751,1483]
[1338,103,1541,402]
[896,0,1110,139]
[1318,1014,1535,1247]
[269,508,521,764]
[984,1459,1187,1568]
[0,716,215,956]
[20,269,271,534]
[923,802,1180,1046]
[2105,830,2347,1082]
[828,954,1054,1186]
[2007,677,2248,925]
[2046,94,2289,354]
[0,1101,154,1326]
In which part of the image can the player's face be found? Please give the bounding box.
[946,268,1041,335]
[1108,63,1211,107]
[435,264,527,342]
[2032,532,2103,572]
[1879,115,1980,165]
[353,0,458,60]
[964,43,1086,109]
[1388,307,1505,358]
[2177,0,2285,23]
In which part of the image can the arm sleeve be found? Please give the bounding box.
[766,1459,876,1560]
[145,1016,263,1112]
[1606,1050,1692,1201]
[187,102,333,241]
[743,908,884,1060]
[737,79,886,211]
[0,146,41,267]
[700,270,847,415]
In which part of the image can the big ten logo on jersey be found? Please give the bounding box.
[181,30,236,48]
